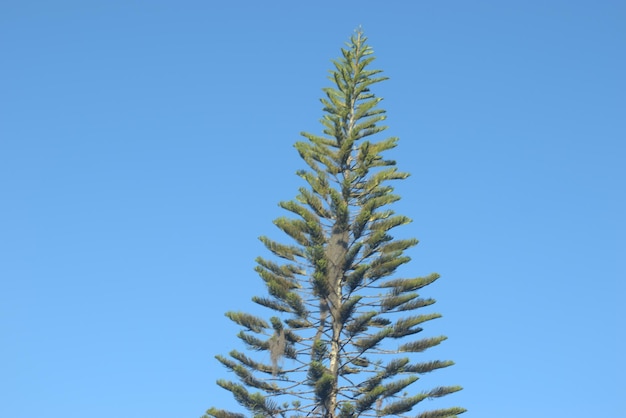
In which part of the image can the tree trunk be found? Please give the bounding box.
[325,226,349,417]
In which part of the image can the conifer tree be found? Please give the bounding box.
[205,30,465,418]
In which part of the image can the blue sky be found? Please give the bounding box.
[1,1,624,417]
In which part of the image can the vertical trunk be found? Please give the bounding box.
[325,227,349,417]
[326,38,357,416]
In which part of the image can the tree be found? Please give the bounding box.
[204,30,465,418]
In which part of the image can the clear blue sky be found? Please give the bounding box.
[1,1,624,417]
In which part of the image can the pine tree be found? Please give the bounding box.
[204,30,465,418]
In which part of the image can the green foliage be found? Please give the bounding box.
[204,29,464,418]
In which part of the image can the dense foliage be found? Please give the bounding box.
[205,30,464,418]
